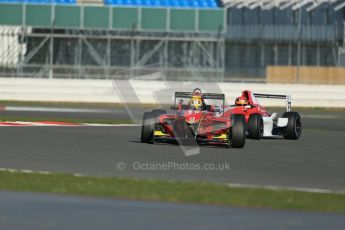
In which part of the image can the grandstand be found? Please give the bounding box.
[0,0,76,4]
[104,0,220,8]
[0,0,344,81]
[0,0,220,7]
[223,0,345,79]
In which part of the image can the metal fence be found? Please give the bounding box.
[0,26,225,80]
[0,4,226,81]
[0,3,344,81]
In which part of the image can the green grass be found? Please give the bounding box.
[1,170,344,213]
[0,116,134,124]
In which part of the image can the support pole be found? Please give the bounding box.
[78,33,82,79]
[296,6,302,83]
[49,4,55,79]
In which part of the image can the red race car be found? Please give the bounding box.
[226,90,302,140]
[141,88,246,148]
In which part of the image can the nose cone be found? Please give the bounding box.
[184,110,204,124]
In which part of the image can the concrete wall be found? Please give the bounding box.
[1,78,345,108]
[267,66,345,84]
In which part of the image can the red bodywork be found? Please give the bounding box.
[154,90,231,145]
[156,110,230,144]
[225,90,270,122]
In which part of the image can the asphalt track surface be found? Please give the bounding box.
[3,106,345,124]
[1,109,345,229]
[0,113,344,191]
[1,191,345,230]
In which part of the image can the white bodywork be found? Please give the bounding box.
[263,116,274,137]
[262,113,288,137]
[251,92,292,137]
[277,118,288,127]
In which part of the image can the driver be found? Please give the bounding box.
[235,96,249,107]
[189,95,203,110]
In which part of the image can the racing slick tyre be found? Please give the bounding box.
[141,112,156,143]
[141,109,167,143]
[229,114,246,148]
[282,112,302,140]
[248,113,264,140]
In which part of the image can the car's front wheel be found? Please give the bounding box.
[141,109,167,143]
[228,114,246,148]
[141,112,155,143]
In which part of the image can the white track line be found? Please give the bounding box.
[0,121,140,127]
[4,106,118,114]
[82,123,140,127]
[226,182,345,195]
[0,168,85,178]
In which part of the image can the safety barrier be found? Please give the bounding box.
[267,66,345,85]
[0,78,345,107]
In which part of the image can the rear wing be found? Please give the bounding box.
[175,92,225,100]
[253,93,291,112]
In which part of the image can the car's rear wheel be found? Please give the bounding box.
[248,113,264,140]
[228,114,245,148]
[283,112,302,140]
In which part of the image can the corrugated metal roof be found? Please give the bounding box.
[222,0,345,11]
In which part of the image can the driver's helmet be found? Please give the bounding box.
[190,95,203,110]
[235,96,248,106]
